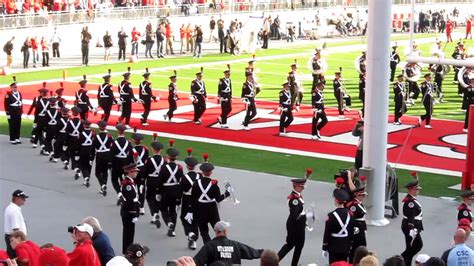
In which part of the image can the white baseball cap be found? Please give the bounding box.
[415,254,430,264]
[75,223,94,237]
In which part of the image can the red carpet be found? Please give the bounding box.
[0,82,467,173]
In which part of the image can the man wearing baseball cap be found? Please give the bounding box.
[107,243,149,266]
[67,223,101,266]
[3,189,29,258]
[193,221,263,265]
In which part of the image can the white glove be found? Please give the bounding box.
[6,115,11,119]
[74,156,80,161]
[295,106,300,111]
[241,98,250,105]
[139,185,144,194]
[89,160,93,166]
[225,182,233,193]
[306,212,314,220]
[155,194,162,202]
[62,146,68,151]
[409,228,418,238]
[184,212,193,224]
[132,217,138,223]
[322,250,329,260]
[354,227,360,235]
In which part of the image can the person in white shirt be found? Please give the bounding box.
[50,28,61,58]
[3,189,28,258]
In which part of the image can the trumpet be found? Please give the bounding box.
[403,63,422,82]
[457,67,474,88]
[224,181,240,205]
[307,57,328,75]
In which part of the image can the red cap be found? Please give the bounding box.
[39,245,70,266]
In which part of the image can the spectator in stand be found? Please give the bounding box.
[106,243,149,266]
[186,23,194,53]
[21,37,31,69]
[144,27,155,58]
[3,37,14,68]
[118,27,128,61]
[261,17,270,49]
[38,243,71,266]
[41,37,50,67]
[103,30,113,63]
[466,16,472,40]
[31,36,39,68]
[360,255,379,266]
[423,257,445,266]
[442,229,474,265]
[353,246,369,266]
[67,223,101,266]
[6,0,17,14]
[209,16,217,42]
[51,28,61,58]
[81,26,92,66]
[217,16,226,53]
[193,25,203,58]
[0,249,9,259]
[165,22,174,55]
[83,216,115,265]
[3,189,28,259]
[260,250,280,266]
[415,254,430,266]
[383,255,405,266]
[131,26,141,57]
[180,24,186,54]
[156,22,165,58]
[9,231,41,265]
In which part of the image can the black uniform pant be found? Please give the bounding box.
[121,211,136,254]
[77,104,89,120]
[167,99,177,119]
[4,234,15,259]
[278,226,305,266]
[53,133,68,161]
[146,179,160,216]
[52,42,60,58]
[454,68,459,83]
[100,103,112,122]
[409,81,420,100]
[196,202,220,243]
[193,98,206,122]
[329,252,349,264]
[142,100,151,123]
[420,98,433,125]
[120,102,132,125]
[312,110,328,135]
[79,147,95,178]
[95,153,109,186]
[435,75,443,97]
[401,228,423,266]
[312,74,325,88]
[161,191,180,226]
[67,136,81,170]
[349,231,367,263]
[335,91,344,115]
[465,103,473,129]
[220,99,232,124]
[394,99,405,123]
[23,50,29,68]
[112,158,127,194]
[136,170,147,208]
[243,99,257,127]
[81,44,89,65]
[7,113,21,141]
[31,117,47,145]
[118,45,126,60]
[355,149,363,170]
[279,109,294,133]
[180,195,198,238]
[390,62,397,82]
[44,126,58,153]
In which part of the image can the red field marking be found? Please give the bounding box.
[0,82,467,173]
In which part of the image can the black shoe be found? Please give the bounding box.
[155,219,161,229]
[74,171,80,180]
[167,223,176,237]
[116,197,123,206]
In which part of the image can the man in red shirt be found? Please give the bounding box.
[466,17,472,40]
[31,37,39,68]
[9,231,41,266]
[131,27,141,57]
[67,224,101,266]
[165,23,174,55]
[446,19,454,42]
[186,23,194,53]
[38,244,70,266]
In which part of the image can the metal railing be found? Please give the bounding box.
[0,0,472,30]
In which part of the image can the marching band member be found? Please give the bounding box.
[78,120,96,188]
[180,149,201,250]
[53,107,70,166]
[457,191,474,224]
[288,63,303,110]
[333,71,345,118]
[277,178,308,266]
[131,132,149,215]
[393,75,407,125]
[401,176,424,266]
[217,68,232,128]
[145,139,165,228]
[190,162,230,244]
[405,62,421,105]
[418,74,436,128]
[241,72,258,130]
[139,68,158,126]
[4,77,23,144]
[346,186,368,263]
[322,189,354,264]
[464,77,474,132]
[93,121,114,196]
[452,42,466,88]
[190,70,207,124]
[279,82,293,136]
[75,76,94,120]
[97,69,116,122]
[309,49,326,88]
[43,98,60,159]
[311,82,327,140]
[358,73,366,116]
[120,163,140,254]
[55,84,66,109]
[165,72,179,122]
[118,67,137,128]
[27,84,50,149]
[66,107,83,176]
[390,45,401,82]
[111,125,134,204]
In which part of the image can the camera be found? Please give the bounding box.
[166,261,177,266]
[67,226,75,233]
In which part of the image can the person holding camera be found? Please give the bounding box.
[106,243,149,266]
[67,223,101,266]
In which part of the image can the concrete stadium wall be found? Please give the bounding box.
[0,2,472,69]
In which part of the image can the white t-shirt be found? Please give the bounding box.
[3,202,27,235]
[106,256,132,266]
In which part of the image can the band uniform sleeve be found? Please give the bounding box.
[402,200,415,226]
[236,241,263,260]
[322,213,332,250]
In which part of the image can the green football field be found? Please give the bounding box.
[1,32,469,198]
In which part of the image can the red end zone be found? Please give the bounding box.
[0,82,467,174]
